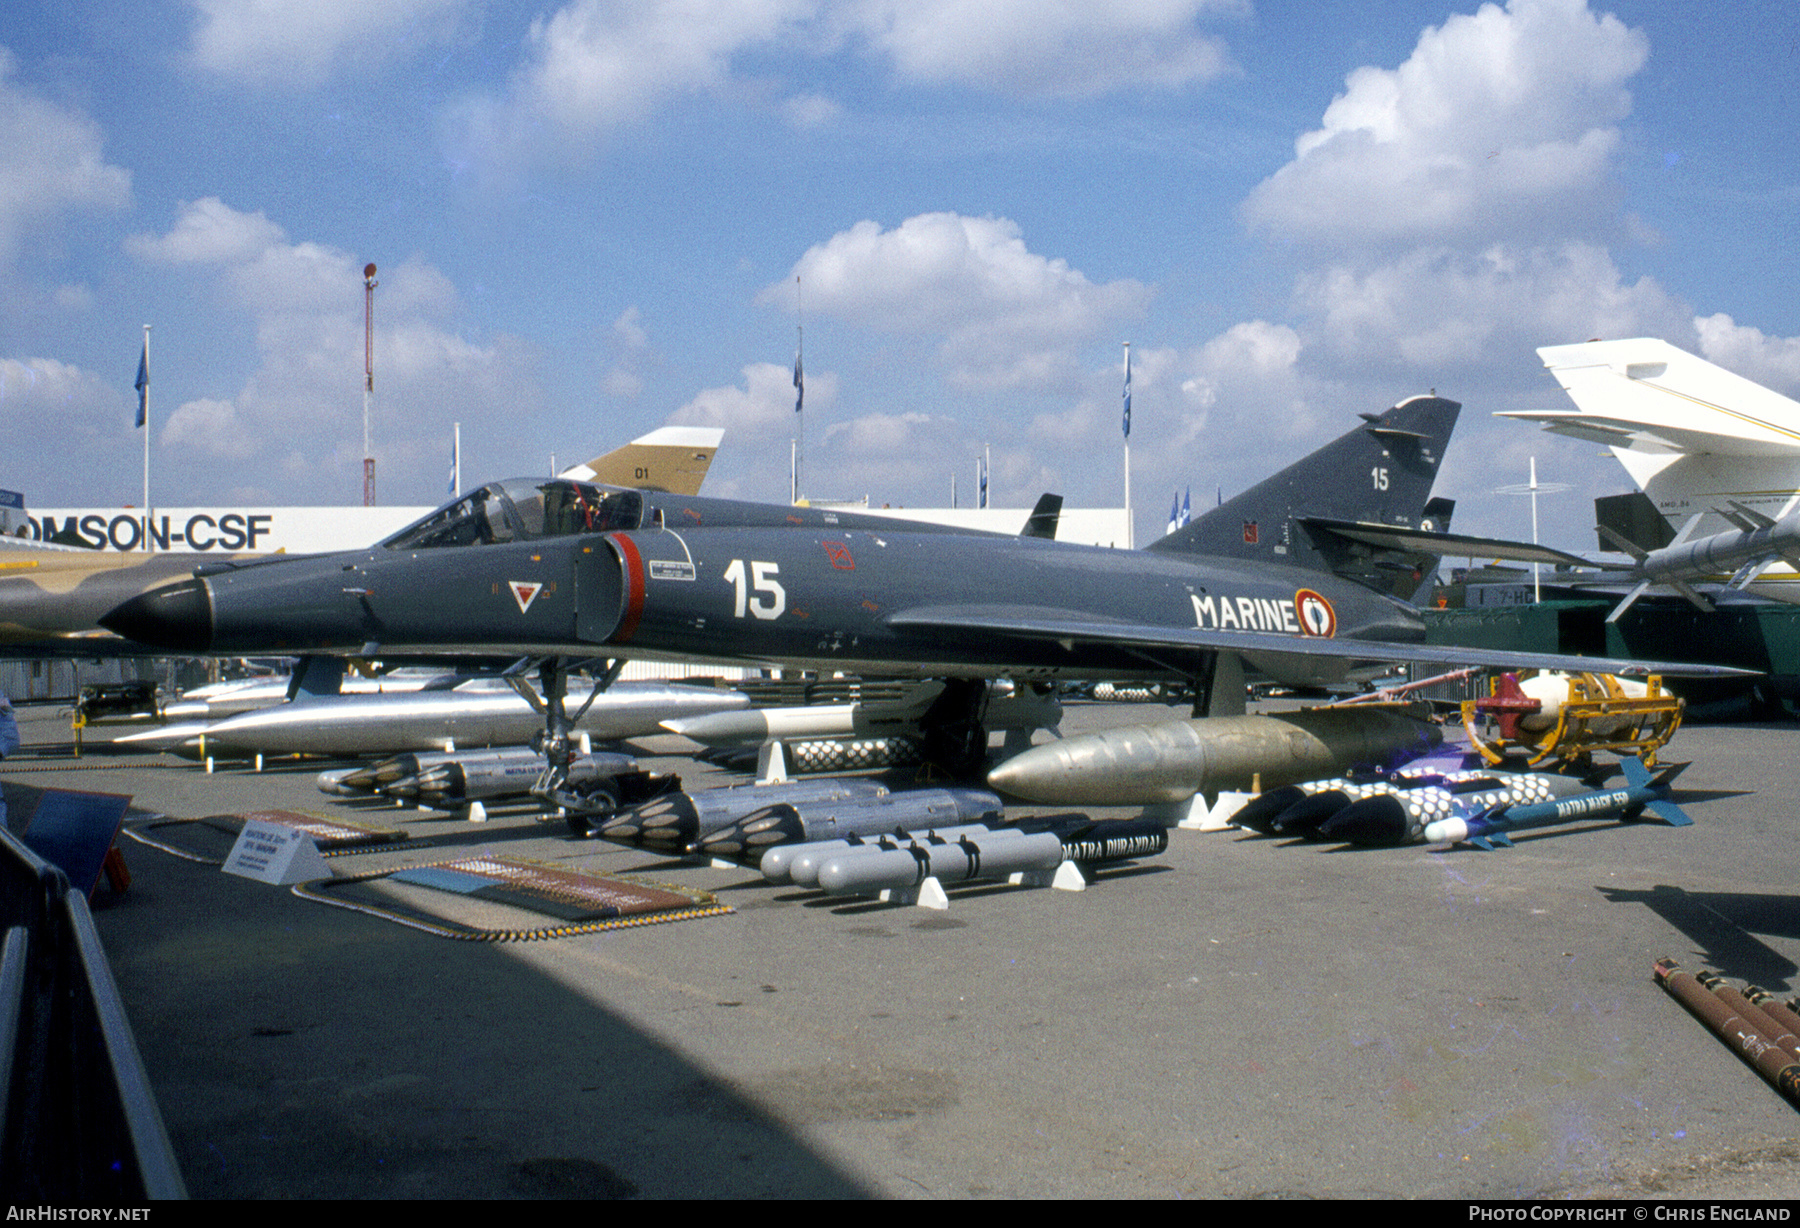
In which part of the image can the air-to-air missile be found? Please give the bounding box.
[590,777,895,850]
[160,668,461,721]
[662,681,1061,748]
[986,707,1443,806]
[1421,756,1690,848]
[114,678,748,759]
[691,786,1007,865]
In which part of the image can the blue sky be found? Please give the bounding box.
[3,0,1798,550]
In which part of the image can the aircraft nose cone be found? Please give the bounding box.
[99,579,213,652]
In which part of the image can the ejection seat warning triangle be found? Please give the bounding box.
[225,818,331,885]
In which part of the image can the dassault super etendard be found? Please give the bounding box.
[101,394,1740,713]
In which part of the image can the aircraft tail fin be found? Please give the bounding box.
[559,426,723,495]
[1021,494,1062,540]
[1515,338,1800,457]
[1148,394,1460,591]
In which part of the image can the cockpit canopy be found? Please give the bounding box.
[381,479,645,550]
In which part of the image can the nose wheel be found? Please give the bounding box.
[504,656,623,804]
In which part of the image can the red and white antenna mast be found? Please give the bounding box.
[363,262,378,506]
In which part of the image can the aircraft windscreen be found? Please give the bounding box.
[380,480,643,549]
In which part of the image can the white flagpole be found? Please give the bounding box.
[792,276,804,505]
[141,324,152,552]
[1122,341,1132,549]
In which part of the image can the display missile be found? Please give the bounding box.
[1655,957,1800,1108]
[1422,757,1690,848]
[1314,771,1588,846]
[1602,502,1800,623]
[986,708,1441,806]
[1747,989,1800,1046]
[1267,788,1354,838]
[664,683,1059,748]
[316,767,364,796]
[395,751,640,810]
[1698,972,1800,1060]
[1231,781,1345,835]
[692,786,1006,863]
[778,824,1021,887]
[818,831,1067,896]
[116,678,748,759]
[591,777,893,850]
[161,668,460,722]
[815,817,1169,896]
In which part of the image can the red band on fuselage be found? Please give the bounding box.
[610,533,646,643]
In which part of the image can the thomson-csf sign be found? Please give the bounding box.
[17,507,425,554]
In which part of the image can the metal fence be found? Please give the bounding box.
[0,803,185,1200]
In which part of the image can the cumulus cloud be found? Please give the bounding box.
[1694,314,1800,399]
[0,48,130,270]
[161,398,258,460]
[127,198,534,501]
[447,0,812,166]
[124,196,284,266]
[448,1,1241,168]
[0,357,137,489]
[839,0,1241,98]
[603,306,650,399]
[1296,244,1690,370]
[1243,0,1647,249]
[769,212,1149,389]
[188,0,472,87]
[668,360,832,437]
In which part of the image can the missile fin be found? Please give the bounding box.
[1595,524,1649,563]
[1728,556,1777,590]
[1647,799,1693,827]
[1666,578,1717,613]
[1727,500,1778,530]
[1606,580,1653,624]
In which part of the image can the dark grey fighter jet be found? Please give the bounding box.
[101,393,1721,700]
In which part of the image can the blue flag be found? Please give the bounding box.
[979,455,988,509]
[133,339,148,428]
[793,350,803,413]
[1121,346,1131,439]
[447,435,458,496]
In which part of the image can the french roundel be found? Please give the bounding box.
[1294,589,1336,637]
